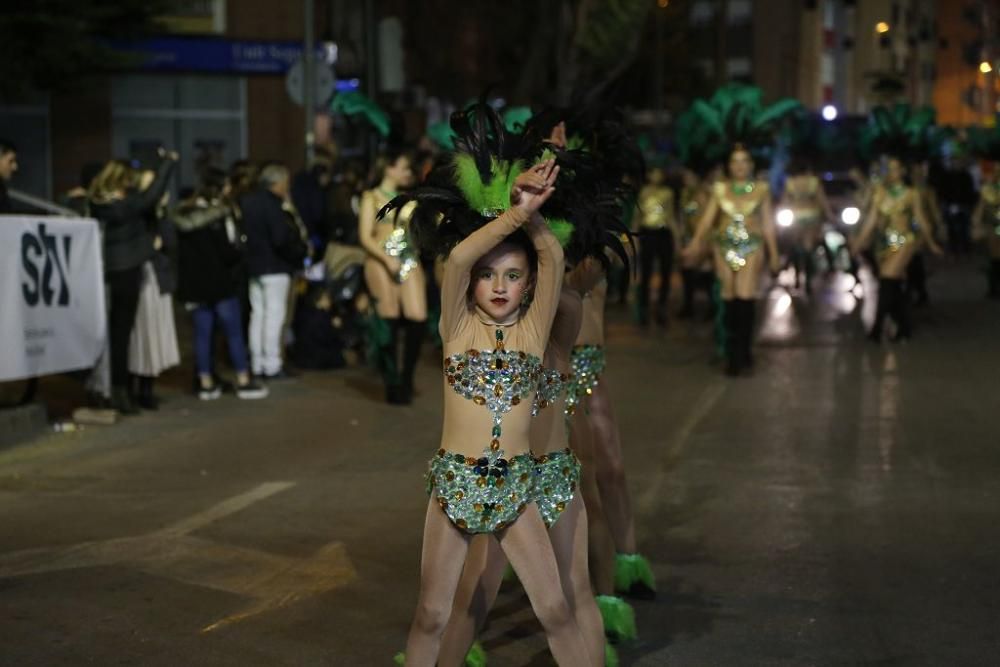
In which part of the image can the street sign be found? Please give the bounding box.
[286,57,335,108]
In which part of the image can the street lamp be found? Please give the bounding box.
[981,61,993,74]
[875,22,890,34]
[822,105,838,121]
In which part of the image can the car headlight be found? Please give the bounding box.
[841,206,860,225]
[776,208,795,227]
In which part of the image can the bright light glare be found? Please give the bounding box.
[841,206,861,225]
[876,22,890,34]
[822,105,838,121]
[773,293,793,317]
[777,208,795,227]
[981,61,993,74]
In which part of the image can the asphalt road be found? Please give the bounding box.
[2,262,999,666]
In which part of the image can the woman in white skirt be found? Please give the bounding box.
[128,171,180,410]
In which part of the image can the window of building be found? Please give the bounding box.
[690,0,715,25]
[111,75,247,192]
[726,57,753,77]
[728,0,753,24]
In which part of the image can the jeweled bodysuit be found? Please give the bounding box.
[429,328,542,533]
[783,175,822,227]
[429,206,564,534]
[712,181,764,272]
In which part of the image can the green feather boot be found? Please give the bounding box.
[604,641,620,667]
[393,640,486,666]
[614,552,657,599]
[596,595,638,643]
[465,640,487,667]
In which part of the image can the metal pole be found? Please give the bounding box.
[364,0,379,160]
[303,0,316,165]
[654,6,664,137]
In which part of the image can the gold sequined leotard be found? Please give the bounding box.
[874,185,917,260]
[783,175,822,226]
[638,185,676,230]
[712,181,766,272]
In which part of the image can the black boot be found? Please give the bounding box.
[889,279,911,341]
[379,318,404,404]
[869,279,890,342]
[678,269,696,319]
[136,376,159,410]
[400,319,426,404]
[723,300,741,376]
[739,299,756,371]
[111,386,139,416]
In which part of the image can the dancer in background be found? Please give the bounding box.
[635,166,678,326]
[678,167,715,321]
[684,145,780,377]
[779,157,835,293]
[852,156,942,342]
[973,165,1000,299]
[358,150,425,404]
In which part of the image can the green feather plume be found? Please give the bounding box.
[330,91,390,137]
[427,121,456,150]
[546,218,575,248]
[605,642,620,667]
[453,154,524,216]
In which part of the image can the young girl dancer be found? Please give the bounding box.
[384,102,590,663]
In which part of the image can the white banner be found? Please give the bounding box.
[0,215,106,381]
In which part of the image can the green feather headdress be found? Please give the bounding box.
[858,103,948,163]
[676,83,801,170]
[330,91,390,137]
[452,154,525,219]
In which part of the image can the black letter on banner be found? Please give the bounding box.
[22,232,43,306]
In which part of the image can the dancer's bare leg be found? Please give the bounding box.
[498,505,591,666]
[437,535,506,667]
[588,384,637,555]
[549,494,605,666]
[572,412,615,595]
[403,498,471,667]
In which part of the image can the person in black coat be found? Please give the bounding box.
[240,163,308,379]
[88,149,177,414]
[291,153,333,258]
[0,138,18,214]
[175,168,269,401]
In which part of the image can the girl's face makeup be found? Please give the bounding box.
[471,243,532,323]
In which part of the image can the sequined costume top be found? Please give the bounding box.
[981,182,1000,239]
[379,200,419,282]
[530,288,583,528]
[434,209,563,451]
[782,175,822,226]
[681,185,702,241]
[361,190,420,283]
[711,180,766,272]
[426,208,563,532]
[637,185,676,230]
[872,185,917,257]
